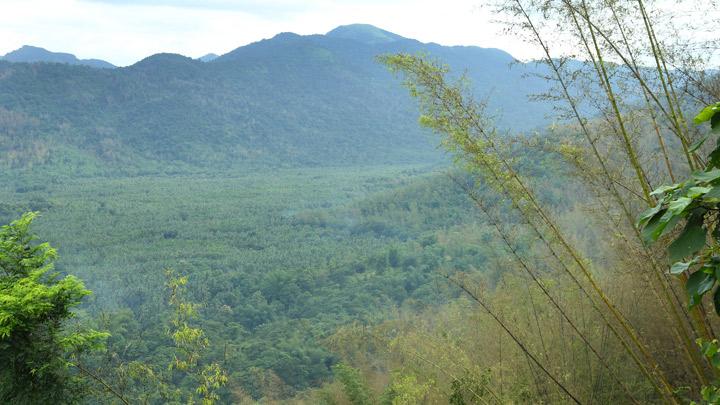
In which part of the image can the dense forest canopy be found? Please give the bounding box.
[2,1,720,404]
[0,24,557,174]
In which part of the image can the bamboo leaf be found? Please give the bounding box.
[690,134,710,152]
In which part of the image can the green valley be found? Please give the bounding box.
[0,164,484,398]
[2,3,719,403]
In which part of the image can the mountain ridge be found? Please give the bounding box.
[0,24,554,174]
[0,45,115,69]
[198,53,219,62]
[325,24,407,44]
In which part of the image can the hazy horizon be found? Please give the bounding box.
[0,0,538,67]
[0,22,522,67]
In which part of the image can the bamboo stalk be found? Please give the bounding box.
[453,175,642,403]
[445,274,583,404]
[603,0,676,182]
[565,0,710,384]
[574,0,653,204]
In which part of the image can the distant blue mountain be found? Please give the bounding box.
[325,24,407,44]
[197,53,219,62]
[0,24,556,172]
[0,45,115,69]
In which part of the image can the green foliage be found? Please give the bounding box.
[638,102,720,312]
[0,27,563,175]
[2,165,503,397]
[165,269,228,404]
[81,270,228,404]
[448,372,489,405]
[692,339,720,404]
[0,212,108,403]
[332,363,374,405]
[196,363,229,405]
[380,373,431,405]
[167,270,208,372]
[694,102,720,130]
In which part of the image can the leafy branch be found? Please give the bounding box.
[639,102,720,312]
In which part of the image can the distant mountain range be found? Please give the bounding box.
[0,24,554,174]
[0,45,115,69]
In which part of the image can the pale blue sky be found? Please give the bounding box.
[0,0,533,66]
[1,0,713,67]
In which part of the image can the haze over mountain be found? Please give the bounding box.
[198,53,219,62]
[0,45,115,69]
[0,24,553,174]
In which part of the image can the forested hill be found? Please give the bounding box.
[0,45,116,69]
[0,24,553,174]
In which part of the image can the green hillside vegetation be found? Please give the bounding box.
[3,1,720,404]
[0,146,571,401]
[0,24,554,175]
[0,45,115,69]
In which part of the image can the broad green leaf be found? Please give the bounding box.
[641,209,672,242]
[667,197,692,215]
[703,386,713,401]
[637,203,663,228]
[703,340,719,357]
[713,352,720,369]
[694,102,720,125]
[687,270,715,308]
[704,186,720,200]
[709,148,720,169]
[658,211,684,241]
[668,219,706,263]
[650,184,679,197]
[688,186,711,198]
[670,260,693,275]
[677,179,699,198]
[693,169,720,183]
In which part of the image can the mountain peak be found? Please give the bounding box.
[1,45,115,69]
[326,24,405,45]
[198,53,219,62]
[130,53,199,70]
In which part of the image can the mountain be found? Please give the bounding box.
[0,45,115,69]
[0,25,554,174]
[326,23,406,44]
[198,53,219,62]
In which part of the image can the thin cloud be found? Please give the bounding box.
[79,0,307,16]
[0,0,541,66]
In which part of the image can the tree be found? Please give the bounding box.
[333,363,374,405]
[0,212,108,403]
[377,0,719,397]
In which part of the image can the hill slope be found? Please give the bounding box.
[1,45,115,69]
[0,25,553,174]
